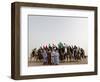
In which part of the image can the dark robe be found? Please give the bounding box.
[47,51,52,65]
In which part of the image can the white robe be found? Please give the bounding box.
[51,51,55,64]
[54,52,59,65]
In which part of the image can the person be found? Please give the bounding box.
[63,47,67,61]
[38,49,43,61]
[67,46,72,61]
[51,49,55,64]
[42,49,48,65]
[47,49,52,65]
[63,43,67,60]
[54,49,60,65]
[80,48,85,59]
[30,49,35,62]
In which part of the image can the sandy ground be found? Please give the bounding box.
[28,57,88,66]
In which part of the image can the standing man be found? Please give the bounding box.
[51,49,55,65]
[42,49,48,65]
[47,49,52,65]
[54,49,60,65]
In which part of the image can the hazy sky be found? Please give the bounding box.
[28,15,88,55]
